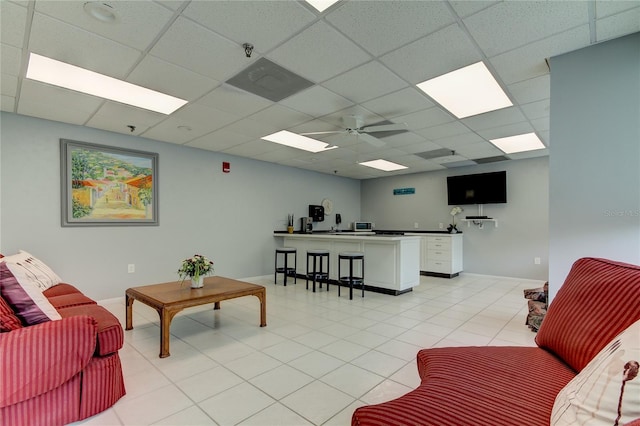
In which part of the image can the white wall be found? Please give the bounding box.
[0,112,361,300]
[548,33,640,300]
[361,157,549,280]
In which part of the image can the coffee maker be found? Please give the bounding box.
[301,217,313,233]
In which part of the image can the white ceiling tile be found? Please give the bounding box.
[520,99,550,121]
[490,25,590,85]
[141,103,240,143]
[183,1,316,52]
[280,85,353,118]
[154,1,184,12]
[402,141,447,154]
[186,129,253,152]
[361,87,435,118]
[432,132,485,149]
[508,148,549,160]
[322,61,408,104]
[393,107,455,131]
[1,43,22,76]
[198,84,273,117]
[150,17,249,81]
[396,161,445,174]
[464,1,590,57]
[449,1,500,18]
[507,75,550,105]
[595,1,640,18]
[475,121,536,141]
[454,142,504,159]
[129,55,220,101]
[29,12,141,78]
[17,80,102,125]
[289,119,342,135]
[222,118,280,139]
[1,95,15,112]
[538,130,550,147]
[378,132,426,148]
[461,106,527,131]
[248,104,313,130]
[223,139,280,157]
[258,146,312,164]
[1,74,18,97]
[416,121,471,141]
[174,102,240,130]
[0,1,27,48]
[384,154,428,167]
[530,117,550,132]
[596,8,640,42]
[268,21,371,83]
[380,23,482,84]
[35,0,174,51]
[325,1,454,56]
[86,101,166,136]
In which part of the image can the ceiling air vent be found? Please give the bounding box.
[225,58,314,102]
[415,148,455,160]
[475,156,509,164]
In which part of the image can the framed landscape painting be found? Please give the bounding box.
[60,139,159,227]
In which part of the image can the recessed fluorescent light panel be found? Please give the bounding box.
[261,130,337,153]
[416,61,512,119]
[26,53,187,114]
[490,132,545,154]
[305,0,340,12]
[359,159,408,172]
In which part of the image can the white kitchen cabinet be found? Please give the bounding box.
[406,233,463,278]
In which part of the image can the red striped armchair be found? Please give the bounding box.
[1,283,125,426]
[352,258,640,426]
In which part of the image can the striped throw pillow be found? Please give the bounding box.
[0,262,61,325]
[1,250,62,291]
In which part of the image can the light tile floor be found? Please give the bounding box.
[74,273,541,426]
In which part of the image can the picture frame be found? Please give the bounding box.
[60,139,159,227]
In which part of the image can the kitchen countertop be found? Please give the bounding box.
[273,229,459,235]
[273,232,421,241]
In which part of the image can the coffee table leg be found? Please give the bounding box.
[214,301,221,310]
[125,294,134,330]
[256,290,267,327]
[159,308,180,358]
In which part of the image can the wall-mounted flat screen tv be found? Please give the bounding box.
[447,171,507,205]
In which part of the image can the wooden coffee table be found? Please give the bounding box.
[125,276,266,358]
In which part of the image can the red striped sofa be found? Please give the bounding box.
[0,283,126,425]
[352,257,640,426]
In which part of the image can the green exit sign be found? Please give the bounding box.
[393,188,415,195]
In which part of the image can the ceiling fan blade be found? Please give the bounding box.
[299,130,345,136]
[358,133,386,147]
[361,122,408,133]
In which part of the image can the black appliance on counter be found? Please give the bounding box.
[301,217,313,233]
[309,205,324,221]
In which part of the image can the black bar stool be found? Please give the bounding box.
[275,247,297,286]
[306,249,330,293]
[338,252,364,300]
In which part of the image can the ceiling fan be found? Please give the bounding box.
[301,115,408,148]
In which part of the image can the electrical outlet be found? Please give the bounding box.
[128,264,135,273]
[534,257,541,265]
[439,223,444,229]
[414,222,419,228]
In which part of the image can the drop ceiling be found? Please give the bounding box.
[1,0,638,179]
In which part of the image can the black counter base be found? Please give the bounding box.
[290,274,413,296]
[421,271,460,279]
